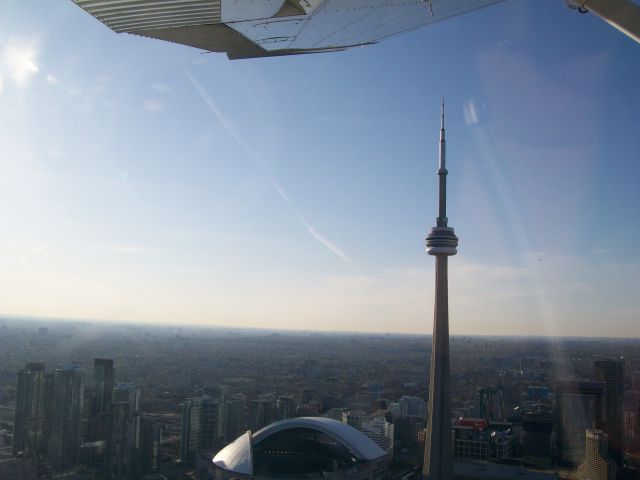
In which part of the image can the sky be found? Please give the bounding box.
[0,1,638,337]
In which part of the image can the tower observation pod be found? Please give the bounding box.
[423,101,458,480]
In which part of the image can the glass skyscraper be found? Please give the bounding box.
[12,362,47,456]
[47,365,84,471]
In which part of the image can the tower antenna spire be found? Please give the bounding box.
[437,99,448,227]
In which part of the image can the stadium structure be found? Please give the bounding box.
[210,417,389,479]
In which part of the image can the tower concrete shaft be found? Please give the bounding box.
[423,101,458,480]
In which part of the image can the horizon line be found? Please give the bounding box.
[1,314,639,341]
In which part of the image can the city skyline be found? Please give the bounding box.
[3,323,637,479]
[0,1,639,337]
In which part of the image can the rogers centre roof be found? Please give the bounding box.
[71,0,503,59]
[212,417,386,476]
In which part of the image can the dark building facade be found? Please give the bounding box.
[522,410,553,461]
[181,396,221,463]
[47,365,84,471]
[393,415,426,461]
[12,363,47,457]
[248,396,277,432]
[136,416,162,477]
[555,381,605,467]
[94,359,115,414]
[90,358,115,442]
[223,396,246,444]
[471,387,504,422]
[594,358,625,478]
[105,401,136,480]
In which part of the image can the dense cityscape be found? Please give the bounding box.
[0,318,638,479]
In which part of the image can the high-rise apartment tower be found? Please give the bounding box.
[555,381,605,467]
[181,396,221,463]
[577,430,617,480]
[90,358,115,442]
[12,362,47,456]
[47,365,84,471]
[594,357,625,478]
[94,358,114,414]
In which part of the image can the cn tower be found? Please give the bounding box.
[423,101,458,480]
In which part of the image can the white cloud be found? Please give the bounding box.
[0,74,3,94]
[152,82,172,93]
[46,74,59,86]
[2,38,40,87]
[144,99,163,112]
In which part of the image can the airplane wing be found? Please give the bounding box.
[567,0,640,44]
[71,0,504,59]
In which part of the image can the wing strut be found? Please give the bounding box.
[568,0,640,43]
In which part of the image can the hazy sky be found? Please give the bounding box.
[0,1,638,336]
